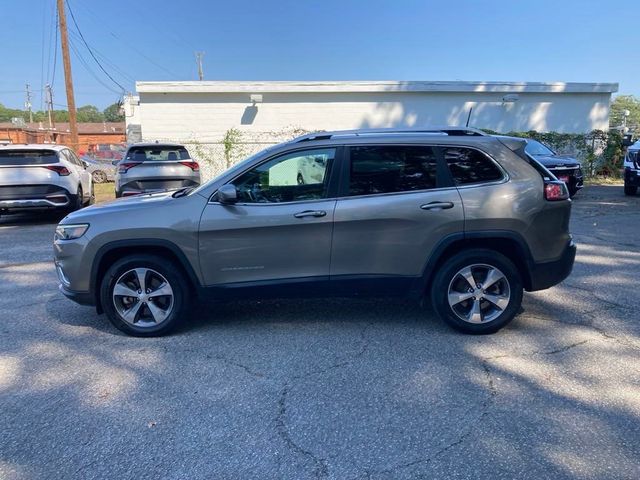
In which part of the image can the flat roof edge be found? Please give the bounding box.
[135,80,619,94]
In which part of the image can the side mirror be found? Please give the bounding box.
[82,160,89,168]
[111,160,120,166]
[216,184,238,204]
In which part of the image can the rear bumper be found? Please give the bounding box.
[0,184,71,209]
[548,167,583,192]
[0,197,70,209]
[528,240,577,291]
[117,178,200,195]
[59,284,95,306]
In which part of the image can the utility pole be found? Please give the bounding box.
[57,0,79,150]
[45,84,54,130]
[195,51,205,81]
[24,83,33,123]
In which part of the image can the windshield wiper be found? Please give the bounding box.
[172,187,194,198]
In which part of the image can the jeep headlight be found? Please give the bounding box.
[55,223,89,240]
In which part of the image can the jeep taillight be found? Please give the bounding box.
[179,160,199,171]
[544,181,570,201]
[42,165,71,176]
[118,162,141,174]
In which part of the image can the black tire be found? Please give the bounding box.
[92,170,107,183]
[624,184,637,196]
[87,184,95,205]
[68,186,83,212]
[430,249,523,334]
[100,254,191,337]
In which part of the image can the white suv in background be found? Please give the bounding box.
[0,144,94,214]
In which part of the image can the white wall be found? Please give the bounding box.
[133,90,612,143]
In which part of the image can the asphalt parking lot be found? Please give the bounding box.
[1,184,639,480]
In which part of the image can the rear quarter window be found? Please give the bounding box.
[0,150,58,166]
[444,147,504,185]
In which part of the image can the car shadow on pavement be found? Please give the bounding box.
[0,210,67,226]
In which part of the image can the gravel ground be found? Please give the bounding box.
[0,184,639,480]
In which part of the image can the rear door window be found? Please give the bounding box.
[126,146,190,162]
[347,145,438,196]
[444,147,504,185]
[0,150,58,166]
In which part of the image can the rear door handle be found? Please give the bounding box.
[420,201,454,211]
[294,210,327,218]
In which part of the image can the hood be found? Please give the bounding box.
[531,154,580,168]
[61,191,175,223]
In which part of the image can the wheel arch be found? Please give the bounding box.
[419,231,534,295]
[91,239,201,313]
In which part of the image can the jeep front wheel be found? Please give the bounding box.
[100,254,191,336]
[431,249,523,334]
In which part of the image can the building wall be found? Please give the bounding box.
[134,90,612,143]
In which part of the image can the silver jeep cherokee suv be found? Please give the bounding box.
[54,128,576,336]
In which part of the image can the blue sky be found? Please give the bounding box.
[1,0,638,110]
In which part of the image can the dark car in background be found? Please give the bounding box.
[523,139,583,197]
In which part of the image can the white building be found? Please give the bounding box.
[124,80,618,177]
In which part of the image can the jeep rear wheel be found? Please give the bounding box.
[100,254,191,336]
[431,249,523,334]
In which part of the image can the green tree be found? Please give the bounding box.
[609,95,640,132]
[76,105,104,123]
[103,102,124,122]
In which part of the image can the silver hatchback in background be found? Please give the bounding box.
[115,143,200,197]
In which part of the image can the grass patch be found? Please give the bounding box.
[584,176,624,186]
[94,182,115,204]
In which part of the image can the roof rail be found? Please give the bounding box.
[293,127,487,143]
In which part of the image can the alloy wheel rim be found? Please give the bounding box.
[447,263,510,324]
[112,268,174,328]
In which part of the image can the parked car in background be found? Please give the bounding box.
[54,127,575,337]
[114,143,200,197]
[82,156,116,183]
[623,140,640,196]
[521,138,583,197]
[0,144,93,214]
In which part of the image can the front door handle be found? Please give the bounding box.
[420,201,454,211]
[294,210,327,218]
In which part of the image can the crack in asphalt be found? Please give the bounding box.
[276,384,330,479]
[274,322,373,479]
[205,353,266,379]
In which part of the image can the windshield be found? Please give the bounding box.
[0,150,58,166]
[524,140,555,156]
[125,146,190,162]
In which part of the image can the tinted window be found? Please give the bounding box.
[0,150,58,166]
[348,146,437,196]
[233,148,335,203]
[524,140,555,156]
[444,148,503,185]
[125,146,190,162]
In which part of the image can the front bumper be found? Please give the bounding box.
[528,240,577,291]
[59,284,95,306]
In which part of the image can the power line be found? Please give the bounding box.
[67,35,123,95]
[64,0,126,93]
[67,28,135,86]
[67,0,181,78]
[51,8,59,86]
